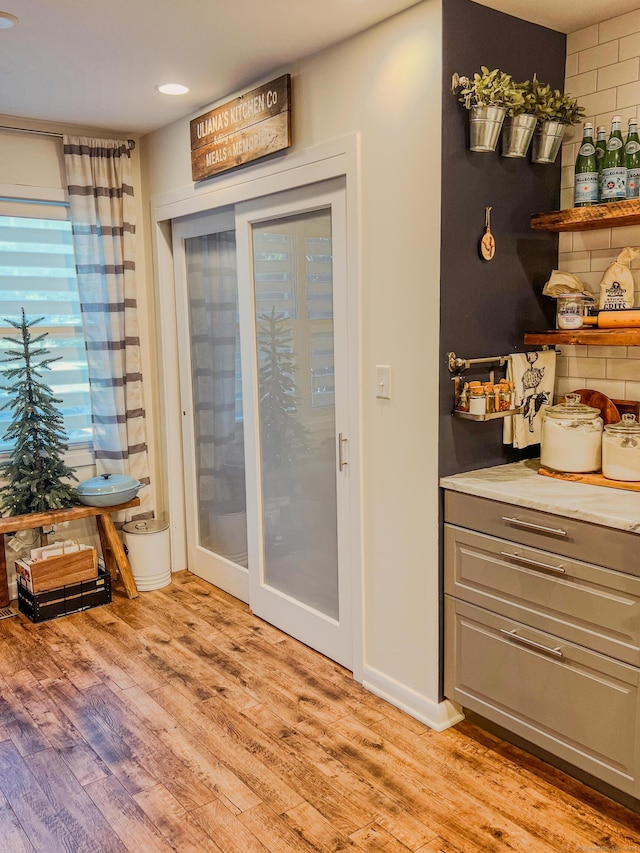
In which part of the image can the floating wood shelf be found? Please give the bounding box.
[524,329,640,347]
[531,199,640,232]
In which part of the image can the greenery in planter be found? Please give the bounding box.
[0,310,78,515]
[457,69,585,125]
[527,77,585,125]
[457,66,524,113]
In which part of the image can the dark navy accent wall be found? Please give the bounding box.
[439,0,566,477]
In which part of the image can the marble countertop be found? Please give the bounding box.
[440,459,640,534]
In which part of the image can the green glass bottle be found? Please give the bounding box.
[595,125,607,201]
[573,123,598,207]
[625,118,640,199]
[601,115,626,202]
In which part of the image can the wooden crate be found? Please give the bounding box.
[15,546,98,594]
[18,567,111,623]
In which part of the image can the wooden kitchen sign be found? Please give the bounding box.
[190,74,291,181]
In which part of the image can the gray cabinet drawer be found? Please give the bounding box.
[444,596,640,797]
[445,524,640,666]
[444,490,639,576]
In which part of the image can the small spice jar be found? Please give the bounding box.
[456,382,470,412]
[602,413,640,481]
[540,394,603,473]
[498,385,512,411]
[469,386,486,416]
[484,383,495,413]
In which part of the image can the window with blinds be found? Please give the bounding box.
[0,204,93,454]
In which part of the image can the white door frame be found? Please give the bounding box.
[150,134,363,680]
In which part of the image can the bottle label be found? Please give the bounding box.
[596,147,605,162]
[607,138,623,150]
[627,168,640,199]
[602,167,627,199]
[579,143,595,156]
[626,140,640,154]
[574,173,599,205]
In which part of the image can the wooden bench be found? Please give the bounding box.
[0,498,140,607]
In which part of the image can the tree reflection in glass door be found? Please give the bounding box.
[252,209,339,619]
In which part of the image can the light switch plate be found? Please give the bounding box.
[376,365,391,399]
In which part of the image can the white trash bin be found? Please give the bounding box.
[122,519,171,591]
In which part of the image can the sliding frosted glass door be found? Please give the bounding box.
[173,211,249,600]
[238,179,352,668]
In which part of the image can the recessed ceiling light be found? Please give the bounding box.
[0,12,18,29]
[156,83,189,96]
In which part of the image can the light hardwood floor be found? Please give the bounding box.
[1,570,639,852]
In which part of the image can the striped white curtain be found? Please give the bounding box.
[63,136,152,521]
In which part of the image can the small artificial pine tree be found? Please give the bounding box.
[0,309,79,515]
[258,307,308,469]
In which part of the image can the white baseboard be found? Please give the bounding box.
[361,664,464,732]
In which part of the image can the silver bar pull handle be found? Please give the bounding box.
[499,629,564,659]
[500,551,566,575]
[338,433,348,472]
[501,516,568,538]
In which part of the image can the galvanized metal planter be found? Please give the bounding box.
[501,113,537,158]
[531,120,566,164]
[469,105,507,152]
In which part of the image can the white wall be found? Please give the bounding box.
[141,0,460,728]
[558,12,640,403]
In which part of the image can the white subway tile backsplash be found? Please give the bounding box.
[616,80,640,110]
[579,378,627,398]
[567,25,599,55]
[555,356,569,377]
[558,251,591,273]
[620,32,640,62]
[561,143,577,169]
[610,226,640,249]
[563,125,583,146]
[607,360,640,381]
[580,89,617,118]
[599,10,640,44]
[564,356,607,377]
[558,345,584,358]
[560,187,574,210]
[578,41,619,74]
[563,15,639,390]
[561,165,574,191]
[624,381,640,400]
[588,346,628,358]
[571,231,611,252]
[565,70,598,97]
[555,377,585,397]
[558,233,573,253]
[590,247,619,271]
[566,52,580,78]
[598,58,640,90]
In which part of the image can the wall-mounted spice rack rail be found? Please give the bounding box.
[447,351,523,421]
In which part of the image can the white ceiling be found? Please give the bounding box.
[0,0,637,137]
